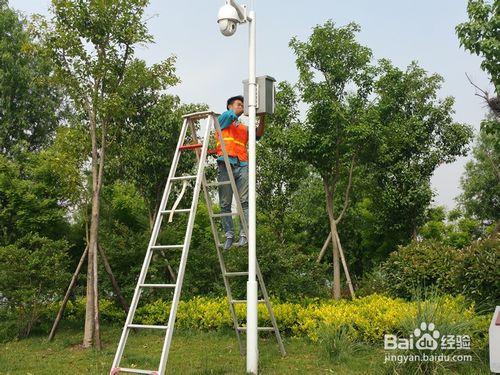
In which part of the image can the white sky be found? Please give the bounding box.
[10,0,494,211]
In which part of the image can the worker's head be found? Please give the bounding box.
[226,95,244,116]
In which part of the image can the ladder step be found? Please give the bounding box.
[151,245,184,250]
[179,143,202,150]
[237,327,275,332]
[161,209,191,214]
[139,283,176,288]
[206,181,231,187]
[171,175,196,181]
[211,212,239,218]
[182,110,218,120]
[231,299,265,304]
[225,271,249,277]
[113,367,158,374]
[127,324,169,330]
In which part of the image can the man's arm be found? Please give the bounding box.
[256,114,266,140]
[218,109,238,130]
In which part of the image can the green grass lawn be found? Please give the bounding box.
[0,325,490,374]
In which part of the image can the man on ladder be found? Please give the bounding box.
[216,95,266,250]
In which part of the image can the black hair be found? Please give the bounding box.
[226,95,244,110]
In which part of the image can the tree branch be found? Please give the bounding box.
[465,72,490,101]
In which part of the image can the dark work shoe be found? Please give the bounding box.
[236,236,248,247]
[223,237,234,250]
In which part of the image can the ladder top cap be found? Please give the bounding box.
[182,111,221,119]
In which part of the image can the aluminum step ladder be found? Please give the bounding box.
[110,111,285,375]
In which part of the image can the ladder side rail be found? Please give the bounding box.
[111,118,191,370]
[157,117,213,374]
[255,261,286,356]
[214,117,287,356]
[188,116,245,355]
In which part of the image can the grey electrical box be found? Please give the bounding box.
[243,75,276,116]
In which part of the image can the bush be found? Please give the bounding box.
[0,234,70,337]
[452,237,499,311]
[379,237,499,309]
[39,294,487,349]
[381,239,459,299]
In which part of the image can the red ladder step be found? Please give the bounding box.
[179,143,202,150]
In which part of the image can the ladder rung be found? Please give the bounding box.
[211,212,239,218]
[113,367,158,374]
[161,209,191,214]
[225,271,249,277]
[127,324,169,330]
[182,111,219,120]
[171,175,196,181]
[237,326,275,332]
[231,299,265,304]
[206,181,231,187]
[179,143,202,150]
[139,283,176,288]
[151,245,184,250]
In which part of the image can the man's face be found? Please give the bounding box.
[229,99,244,116]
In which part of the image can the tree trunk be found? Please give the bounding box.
[323,180,341,299]
[332,231,355,299]
[83,241,95,347]
[83,104,104,349]
[316,231,355,298]
[83,194,101,348]
[93,237,101,349]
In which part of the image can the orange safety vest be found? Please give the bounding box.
[215,120,249,162]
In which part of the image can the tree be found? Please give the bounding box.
[38,0,179,348]
[456,0,499,115]
[289,21,376,298]
[370,60,474,243]
[0,152,73,246]
[419,206,483,248]
[257,81,309,241]
[0,152,73,337]
[0,0,63,156]
[456,0,499,236]
[0,234,70,337]
[458,118,500,234]
[106,94,206,228]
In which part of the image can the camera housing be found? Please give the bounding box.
[217,2,246,37]
[218,18,238,36]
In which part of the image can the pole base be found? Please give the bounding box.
[246,280,259,374]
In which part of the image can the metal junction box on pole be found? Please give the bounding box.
[243,75,276,116]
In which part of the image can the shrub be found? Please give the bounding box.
[15,293,489,353]
[452,237,499,311]
[0,234,70,337]
[381,239,459,299]
[379,237,499,310]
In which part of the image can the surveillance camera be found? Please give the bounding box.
[217,3,239,37]
[218,19,238,36]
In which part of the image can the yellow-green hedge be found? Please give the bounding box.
[134,294,487,343]
[51,294,489,345]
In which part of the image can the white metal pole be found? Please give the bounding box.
[246,9,258,375]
